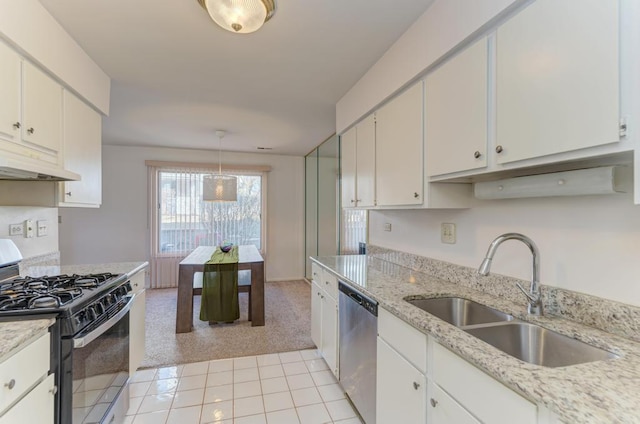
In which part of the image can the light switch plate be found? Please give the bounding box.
[9,224,23,236]
[37,220,48,237]
[24,219,34,238]
[384,223,392,232]
[441,223,456,244]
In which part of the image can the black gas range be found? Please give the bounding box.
[0,262,133,424]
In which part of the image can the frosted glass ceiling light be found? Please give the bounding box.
[204,130,237,202]
[197,0,276,34]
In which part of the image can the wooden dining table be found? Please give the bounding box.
[175,245,265,333]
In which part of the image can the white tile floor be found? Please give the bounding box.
[124,349,362,424]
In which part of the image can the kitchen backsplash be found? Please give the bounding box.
[19,251,60,275]
[367,245,640,342]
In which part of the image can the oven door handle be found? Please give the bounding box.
[73,293,135,348]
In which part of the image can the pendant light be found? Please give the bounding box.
[203,130,237,202]
[197,0,276,34]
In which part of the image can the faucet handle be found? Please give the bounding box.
[516,282,539,303]
[516,283,543,315]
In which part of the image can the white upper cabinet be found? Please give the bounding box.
[495,0,620,164]
[0,41,20,143]
[426,38,488,176]
[376,81,424,206]
[341,115,375,208]
[21,61,62,155]
[59,90,102,207]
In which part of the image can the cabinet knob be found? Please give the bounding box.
[350,199,355,203]
[474,150,481,159]
[430,398,438,407]
[12,122,20,129]
[4,379,15,390]
[495,145,503,154]
[413,381,420,390]
[356,199,362,202]
[66,192,72,197]
[49,385,58,395]
[27,127,35,135]
[413,192,419,199]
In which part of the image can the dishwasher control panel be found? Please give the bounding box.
[339,281,378,316]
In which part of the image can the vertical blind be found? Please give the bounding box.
[146,161,268,288]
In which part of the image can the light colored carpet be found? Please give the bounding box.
[140,280,314,369]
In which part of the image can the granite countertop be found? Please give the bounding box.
[311,255,640,424]
[0,318,55,362]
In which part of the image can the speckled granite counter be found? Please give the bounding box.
[0,318,55,362]
[311,254,640,424]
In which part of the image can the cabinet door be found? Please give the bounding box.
[376,81,423,206]
[376,337,427,424]
[310,281,322,348]
[130,272,146,375]
[428,382,480,424]
[426,38,488,176]
[0,373,55,424]
[0,41,20,142]
[496,0,619,164]
[60,90,102,207]
[22,61,62,154]
[320,294,338,377]
[356,114,376,207]
[340,126,357,208]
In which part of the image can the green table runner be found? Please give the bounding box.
[199,245,240,323]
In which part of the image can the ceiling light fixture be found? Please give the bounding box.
[197,0,276,34]
[203,130,237,202]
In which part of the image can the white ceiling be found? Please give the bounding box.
[38,0,433,156]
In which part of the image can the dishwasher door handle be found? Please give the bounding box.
[348,292,363,305]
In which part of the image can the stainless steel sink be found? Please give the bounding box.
[465,322,618,367]
[406,297,513,327]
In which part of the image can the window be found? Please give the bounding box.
[157,171,263,254]
[146,161,269,288]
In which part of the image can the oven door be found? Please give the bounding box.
[69,294,134,424]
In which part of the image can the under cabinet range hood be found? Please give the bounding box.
[0,157,80,181]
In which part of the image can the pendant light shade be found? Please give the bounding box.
[197,0,276,34]
[204,130,237,202]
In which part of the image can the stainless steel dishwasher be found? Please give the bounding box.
[339,281,378,424]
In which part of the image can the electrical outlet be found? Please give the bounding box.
[384,223,392,232]
[24,219,34,238]
[37,220,48,237]
[9,224,23,236]
[441,223,456,244]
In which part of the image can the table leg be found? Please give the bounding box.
[250,261,265,326]
[176,265,194,333]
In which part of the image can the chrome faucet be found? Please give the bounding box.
[478,233,542,316]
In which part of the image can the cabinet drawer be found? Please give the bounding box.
[311,262,321,283]
[432,342,536,424]
[0,373,54,424]
[378,308,427,373]
[0,332,50,413]
[321,270,338,300]
[428,382,480,424]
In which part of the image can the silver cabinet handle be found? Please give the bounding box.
[495,145,503,153]
[413,192,419,198]
[49,386,58,395]
[27,127,35,135]
[430,398,438,407]
[12,122,20,129]
[474,150,481,158]
[413,381,420,390]
[66,192,72,197]
[5,379,15,390]
[350,199,355,203]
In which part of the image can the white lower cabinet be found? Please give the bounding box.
[377,308,427,423]
[430,341,537,424]
[428,381,480,424]
[0,373,55,424]
[376,337,427,424]
[310,263,339,377]
[129,270,146,375]
[0,332,54,423]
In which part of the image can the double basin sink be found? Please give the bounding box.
[406,297,618,368]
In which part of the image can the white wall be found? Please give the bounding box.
[59,145,305,281]
[370,192,640,306]
[0,207,58,259]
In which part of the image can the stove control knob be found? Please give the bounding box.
[87,306,97,321]
[95,302,105,315]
